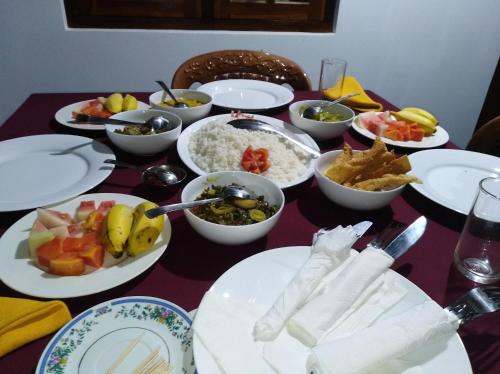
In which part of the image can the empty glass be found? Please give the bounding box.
[454,177,500,284]
[319,58,347,97]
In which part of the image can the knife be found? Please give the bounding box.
[352,221,373,238]
[379,216,427,259]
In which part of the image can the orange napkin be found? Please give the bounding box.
[0,297,71,357]
[323,76,383,112]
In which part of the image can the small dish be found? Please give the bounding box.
[149,89,212,126]
[105,109,182,156]
[289,100,354,140]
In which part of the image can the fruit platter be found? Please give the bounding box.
[352,107,450,148]
[0,193,172,298]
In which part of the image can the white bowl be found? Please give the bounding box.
[105,109,182,156]
[149,89,212,126]
[314,150,405,210]
[289,100,354,140]
[182,171,285,245]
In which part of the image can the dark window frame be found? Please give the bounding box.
[63,0,337,33]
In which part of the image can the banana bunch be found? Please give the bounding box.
[390,107,439,136]
[105,93,138,114]
[102,201,165,258]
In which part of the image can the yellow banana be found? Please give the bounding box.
[401,107,438,126]
[391,110,437,136]
[104,93,123,114]
[102,204,134,258]
[127,202,165,257]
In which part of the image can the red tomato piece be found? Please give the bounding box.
[241,146,271,174]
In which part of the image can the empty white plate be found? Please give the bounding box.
[197,79,294,112]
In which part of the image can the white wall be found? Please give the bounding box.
[1,0,499,147]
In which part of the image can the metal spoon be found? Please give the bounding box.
[301,93,359,120]
[155,80,189,108]
[227,118,321,158]
[104,159,186,187]
[144,185,254,218]
[71,114,172,133]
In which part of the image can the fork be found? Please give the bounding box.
[445,287,500,324]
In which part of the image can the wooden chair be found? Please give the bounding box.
[171,49,312,91]
[466,116,500,157]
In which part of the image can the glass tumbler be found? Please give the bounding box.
[454,177,500,284]
[319,58,347,97]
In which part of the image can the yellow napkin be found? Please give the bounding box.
[323,76,383,112]
[0,297,71,357]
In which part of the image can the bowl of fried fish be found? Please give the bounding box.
[314,137,421,210]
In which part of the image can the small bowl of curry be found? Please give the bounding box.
[181,171,284,245]
[149,89,212,126]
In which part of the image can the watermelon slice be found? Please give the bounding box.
[76,200,96,221]
[37,208,74,228]
[28,219,55,259]
[97,200,115,216]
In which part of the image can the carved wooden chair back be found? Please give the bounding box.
[171,50,311,90]
[466,116,500,157]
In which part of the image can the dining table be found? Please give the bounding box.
[0,90,499,374]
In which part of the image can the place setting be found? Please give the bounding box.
[1,59,499,374]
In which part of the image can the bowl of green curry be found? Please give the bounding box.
[181,171,284,245]
[289,100,354,140]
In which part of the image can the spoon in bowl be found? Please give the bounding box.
[155,80,189,108]
[144,185,254,218]
[103,159,186,187]
[301,93,359,120]
[71,114,173,134]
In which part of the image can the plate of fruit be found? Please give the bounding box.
[352,107,449,149]
[0,193,171,298]
[55,93,149,130]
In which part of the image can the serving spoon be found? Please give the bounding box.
[144,185,254,218]
[103,159,187,187]
[70,114,172,134]
[301,93,359,120]
[155,80,189,108]
[227,118,321,158]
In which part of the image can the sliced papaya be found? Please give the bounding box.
[49,253,85,276]
[37,237,64,267]
[80,244,104,268]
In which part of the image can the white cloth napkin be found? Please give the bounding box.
[306,300,460,374]
[253,225,359,341]
[286,246,394,347]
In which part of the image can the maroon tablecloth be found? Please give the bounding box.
[1,91,498,373]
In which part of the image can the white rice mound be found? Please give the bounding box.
[188,118,309,184]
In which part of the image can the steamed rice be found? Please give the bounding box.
[188,118,309,184]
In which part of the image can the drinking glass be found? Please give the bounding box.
[454,177,500,284]
[319,58,347,97]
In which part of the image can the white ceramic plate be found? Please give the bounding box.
[197,79,294,112]
[0,193,172,298]
[408,149,500,214]
[352,113,449,148]
[176,113,320,189]
[0,135,115,212]
[55,99,149,130]
[194,246,472,374]
[36,296,194,374]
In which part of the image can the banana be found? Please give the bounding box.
[105,93,124,114]
[102,204,134,258]
[127,202,165,257]
[401,107,438,126]
[391,110,437,136]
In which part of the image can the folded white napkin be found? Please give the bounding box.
[263,270,406,373]
[306,300,459,374]
[253,225,359,341]
[287,247,394,347]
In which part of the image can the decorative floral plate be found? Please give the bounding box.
[36,296,195,374]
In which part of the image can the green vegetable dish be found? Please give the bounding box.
[114,125,168,135]
[190,185,278,226]
[300,106,347,122]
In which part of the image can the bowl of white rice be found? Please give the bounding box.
[176,114,319,189]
